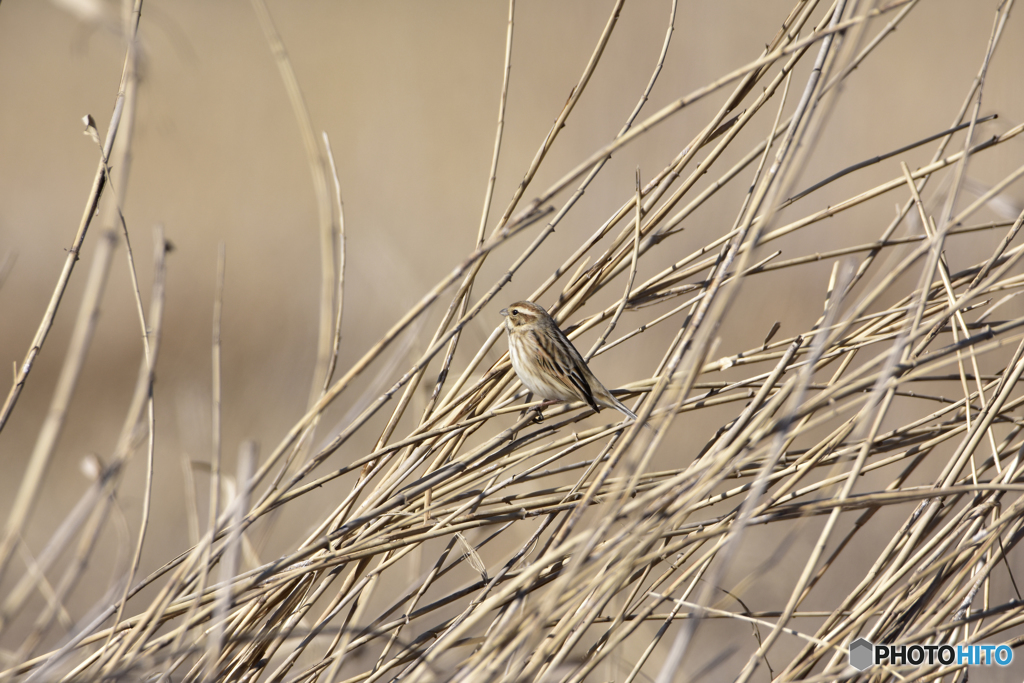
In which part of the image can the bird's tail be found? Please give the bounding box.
[608,396,655,430]
[610,398,638,421]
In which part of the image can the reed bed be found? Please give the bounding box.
[2,0,1024,681]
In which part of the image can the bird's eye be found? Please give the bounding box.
[511,309,519,316]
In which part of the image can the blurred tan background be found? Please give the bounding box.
[1,0,1023,671]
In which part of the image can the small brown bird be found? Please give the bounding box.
[500,300,638,421]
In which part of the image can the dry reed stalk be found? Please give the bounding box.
[2,1,1024,682]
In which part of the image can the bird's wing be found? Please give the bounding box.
[531,328,599,411]
[552,330,600,412]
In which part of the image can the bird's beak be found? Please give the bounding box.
[499,308,508,317]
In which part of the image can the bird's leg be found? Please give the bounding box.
[517,392,554,423]
[511,392,540,441]
[516,391,535,424]
[527,399,563,424]
[511,396,553,443]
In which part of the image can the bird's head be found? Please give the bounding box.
[500,300,547,330]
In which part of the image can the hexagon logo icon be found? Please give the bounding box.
[850,638,874,671]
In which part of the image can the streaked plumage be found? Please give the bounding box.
[500,300,638,421]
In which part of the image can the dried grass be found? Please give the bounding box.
[2,0,1024,681]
